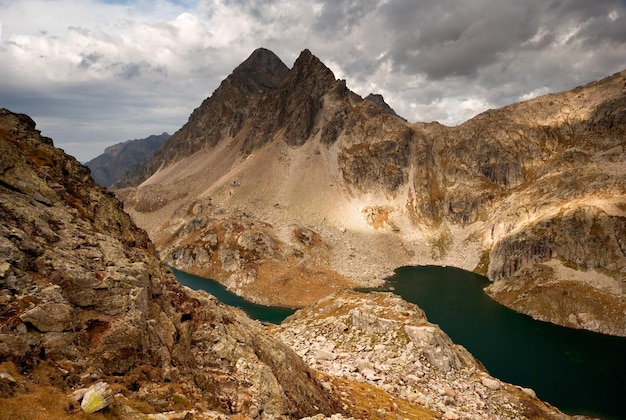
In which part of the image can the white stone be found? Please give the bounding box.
[314,349,337,361]
[481,377,501,390]
[521,387,536,398]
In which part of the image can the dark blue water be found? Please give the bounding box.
[373,266,626,420]
[171,267,295,324]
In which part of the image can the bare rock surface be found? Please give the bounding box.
[273,291,571,420]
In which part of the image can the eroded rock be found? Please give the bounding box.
[275,291,570,419]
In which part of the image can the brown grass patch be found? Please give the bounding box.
[317,372,437,419]
[251,260,356,307]
[0,362,107,420]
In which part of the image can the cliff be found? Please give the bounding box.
[116,49,625,336]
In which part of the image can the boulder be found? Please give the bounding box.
[19,302,73,332]
[80,381,113,413]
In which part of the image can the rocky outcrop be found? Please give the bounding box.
[0,108,343,418]
[244,49,340,150]
[85,132,169,187]
[274,291,569,420]
[116,48,626,336]
[364,93,399,117]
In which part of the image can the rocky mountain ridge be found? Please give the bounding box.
[86,132,170,187]
[116,48,625,336]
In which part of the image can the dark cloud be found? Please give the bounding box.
[313,0,379,38]
[109,61,167,80]
[377,0,543,78]
[371,0,624,81]
[78,52,102,70]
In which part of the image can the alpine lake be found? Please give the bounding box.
[172,265,626,419]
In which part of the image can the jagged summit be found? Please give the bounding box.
[289,48,337,86]
[113,48,290,188]
[114,48,354,187]
[242,48,345,150]
[229,47,289,91]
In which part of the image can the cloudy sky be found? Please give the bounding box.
[1,0,625,162]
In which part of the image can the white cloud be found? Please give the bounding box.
[0,0,625,162]
[519,87,551,102]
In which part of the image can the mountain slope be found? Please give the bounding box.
[85,132,169,187]
[112,47,289,189]
[0,108,343,418]
[116,49,626,336]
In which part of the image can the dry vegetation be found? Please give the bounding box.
[317,372,438,420]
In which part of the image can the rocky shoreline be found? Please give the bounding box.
[273,291,572,420]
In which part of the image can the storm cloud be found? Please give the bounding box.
[1,0,624,161]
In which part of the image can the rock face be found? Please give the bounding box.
[112,47,289,189]
[85,132,170,187]
[161,198,355,307]
[274,291,569,420]
[116,48,626,336]
[364,93,399,117]
[0,108,342,418]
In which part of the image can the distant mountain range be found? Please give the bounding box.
[86,132,170,187]
[114,48,626,337]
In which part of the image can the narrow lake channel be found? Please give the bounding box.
[171,267,295,324]
[172,265,626,419]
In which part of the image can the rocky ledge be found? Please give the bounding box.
[274,291,571,420]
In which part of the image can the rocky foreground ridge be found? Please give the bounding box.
[0,108,341,418]
[116,48,626,336]
[0,107,576,418]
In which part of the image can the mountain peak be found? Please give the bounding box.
[230,47,289,90]
[289,48,336,87]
